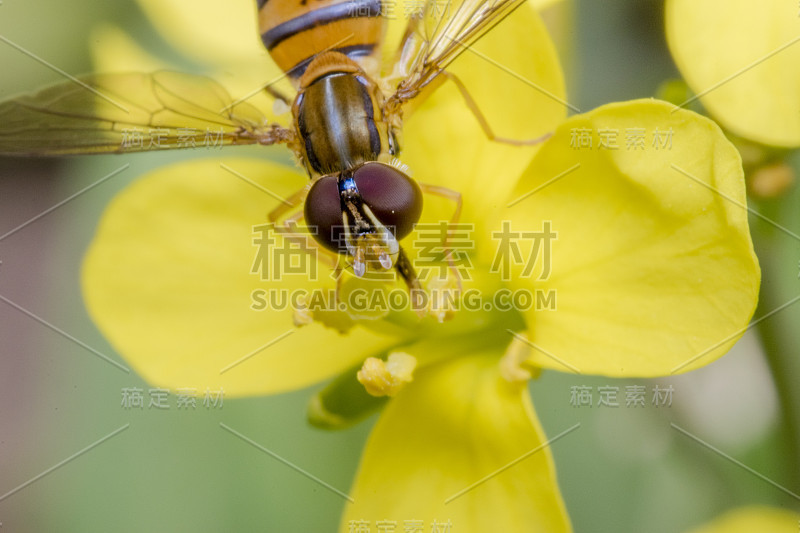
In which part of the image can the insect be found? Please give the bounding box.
[0,0,534,314]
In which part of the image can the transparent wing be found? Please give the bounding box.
[0,71,294,156]
[385,0,525,107]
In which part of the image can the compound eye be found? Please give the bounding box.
[353,162,422,240]
[304,175,344,253]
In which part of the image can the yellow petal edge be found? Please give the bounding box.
[506,99,760,377]
[666,0,800,147]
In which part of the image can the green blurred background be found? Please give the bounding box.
[0,0,798,531]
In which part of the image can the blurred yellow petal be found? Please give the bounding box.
[666,0,800,147]
[342,351,571,532]
[402,1,567,229]
[686,506,800,533]
[136,0,265,66]
[90,23,285,126]
[91,24,173,73]
[537,0,574,76]
[532,0,566,9]
[82,158,406,396]
[505,99,759,376]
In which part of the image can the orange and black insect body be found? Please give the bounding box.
[258,0,384,81]
[0,0,528,307]
[294,52,422,286]
[259,0,422,288]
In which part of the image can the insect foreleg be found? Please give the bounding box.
[264,86,292,109]
[442,71,552,147]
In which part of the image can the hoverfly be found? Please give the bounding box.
[0,0,536,312]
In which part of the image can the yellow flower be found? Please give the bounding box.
[685,506,800,533]
[666,0,800,148]
[82,1,760,530]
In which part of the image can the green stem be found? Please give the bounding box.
[751,193,800,495]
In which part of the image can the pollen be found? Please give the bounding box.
[357,352,418,397]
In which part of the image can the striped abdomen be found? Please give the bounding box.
[258,0,385,81]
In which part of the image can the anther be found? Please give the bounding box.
[357,352,417,397]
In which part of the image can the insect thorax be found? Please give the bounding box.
[293,65,391,176]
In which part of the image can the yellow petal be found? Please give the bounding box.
[685,506,800,533]
[91,24,173,73]
[90,24,286,126]
[532,0,568,9]
[82,158,406,396]
[666,0,800,147]
[136,0,265,66]
[401,0,567,228]
[505,99,759,377]
[341,351,571,532]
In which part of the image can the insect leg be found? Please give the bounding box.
[264,86,292,108]
[442,71,552,146]
[268,183,310,225]
[394,246,426,316]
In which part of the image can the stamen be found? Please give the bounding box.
[427,275,461,323]
[357,352,417,397]
[499,332,540,383]
[292,293,355,333]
